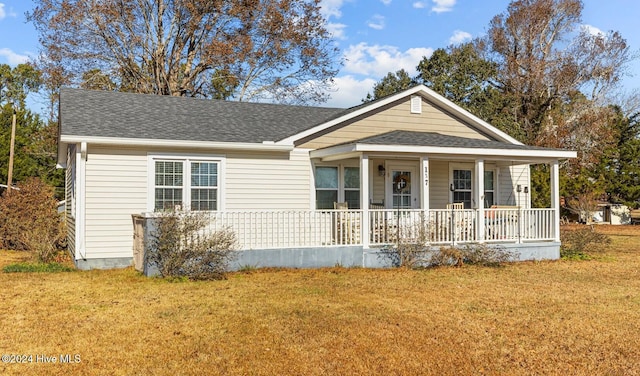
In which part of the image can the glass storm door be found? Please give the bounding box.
[388,166,418,209]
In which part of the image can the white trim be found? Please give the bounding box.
[147,153,226,212]
[75,142,87,260]
[310,143,577,161]
[279,85,523,146]
[60,135,294,152]
[551,160,560,242]
[420,157,430,212]
[475,159,485,242]
[360,154,370,248]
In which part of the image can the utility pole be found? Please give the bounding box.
[7,104,16,195]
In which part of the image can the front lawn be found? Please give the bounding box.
[1,225,639,375]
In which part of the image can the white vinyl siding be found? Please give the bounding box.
[84,146,148,259]
[225,150,311,210]
[499,164,531,208]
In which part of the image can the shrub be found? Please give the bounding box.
[146,211,237,280]
[380,239,517,269]
[0,178,65,262]
[560,225,611,259]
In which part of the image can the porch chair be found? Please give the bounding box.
[334,202,348,210]
[446,202,464,210]
[446,202,471,241]
[333,202,358,244]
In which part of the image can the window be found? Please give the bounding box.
[314,165,360,209]
[452,169,472,209]
[191,162,218,211]
[344,167,360,209]
[155,161,183,210]
[315,166,338,209]
[152,158,221,211]
[484,170,495,208]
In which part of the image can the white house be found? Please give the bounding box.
[57,85,576,270]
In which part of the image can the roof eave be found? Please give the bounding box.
[59,135,295,153]
[310,143,577,162]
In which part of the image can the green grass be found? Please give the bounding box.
[3,262,76,273]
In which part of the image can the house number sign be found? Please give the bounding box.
[424,166,429,187]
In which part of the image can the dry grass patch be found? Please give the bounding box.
[1,225,640,375]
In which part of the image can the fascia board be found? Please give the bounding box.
[59,135,294,152]
[310,143,577,160]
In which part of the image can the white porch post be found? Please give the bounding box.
[550,160,560,242]
[475,159,485,242]
[420,157,429,212]
[360,154,370,248]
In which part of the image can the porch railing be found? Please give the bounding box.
[201,208,556,250]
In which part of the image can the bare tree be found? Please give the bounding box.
[482,0,633,145]
[28,0,340,104]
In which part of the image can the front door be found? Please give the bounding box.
[386,163,418,209]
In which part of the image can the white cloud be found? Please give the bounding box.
[325,75,378,107]
[320,0,347,19]
[381,0,392,5]
[581,24,604,36]
[342,43,433,77]
[449,30,472,45]
[320,0,351,40]
[413,2,426,9]
[367,15,385,30]
[326,22,347,40]
[431,0,456,13]
[0,3,16,19]
[0,48,30,65]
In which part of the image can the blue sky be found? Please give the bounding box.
[1,0,639,110]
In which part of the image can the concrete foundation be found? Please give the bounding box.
[75,257,133,270]
[141,241,560,276]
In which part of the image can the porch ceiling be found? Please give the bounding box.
[310,131,576,163]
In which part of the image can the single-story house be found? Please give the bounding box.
[57,85,576,270]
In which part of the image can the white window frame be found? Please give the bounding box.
[483,169,497,208]
[313,162,360,209]
[147,153,225,212]
[449,163,498,209]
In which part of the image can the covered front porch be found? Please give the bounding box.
[303,131,572,250]
[198,154,564,252]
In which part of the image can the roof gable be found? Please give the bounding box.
[278,85,522,147]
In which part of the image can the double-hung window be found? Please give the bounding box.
[314,165,360,209]
[315,166,339,209]
[151,156,222,211]
[484,170,495,208]
[452,169,472,209]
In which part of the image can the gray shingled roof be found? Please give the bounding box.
[59,88,347,143]
[348,130,566,151]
